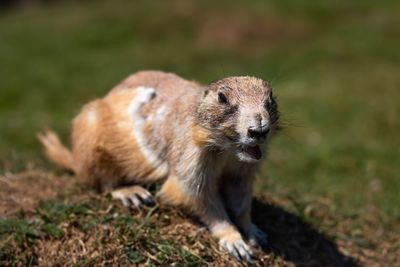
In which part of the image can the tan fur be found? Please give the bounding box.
[37,130,75,171]
[191,123,210,147]
[213,225,242,241]
[38,70,279,261]
[158,176,194,206]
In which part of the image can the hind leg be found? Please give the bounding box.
[111,185,155,209]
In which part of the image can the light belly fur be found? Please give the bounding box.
[124,86,169,181]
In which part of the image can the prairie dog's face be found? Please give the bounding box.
[197,76,279,163]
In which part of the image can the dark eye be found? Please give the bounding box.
[218,92,228,104]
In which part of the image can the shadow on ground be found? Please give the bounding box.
[252,198,359,267]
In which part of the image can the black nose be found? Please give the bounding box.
[248,124,270,139]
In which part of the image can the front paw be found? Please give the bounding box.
[219,235,254,262]
[111,186,155,209]
[248,224,268,248]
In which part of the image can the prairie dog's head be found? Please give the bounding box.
[196,76,279,163]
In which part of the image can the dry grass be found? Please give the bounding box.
[1,1,400,266]
[1,170,398,266]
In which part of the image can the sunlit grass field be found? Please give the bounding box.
[1,0,399,265]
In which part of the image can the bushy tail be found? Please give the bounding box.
[37,129,75,173]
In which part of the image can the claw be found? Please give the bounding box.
[111,186,155,209]
[219,237,254,262]
[137,193,155,207]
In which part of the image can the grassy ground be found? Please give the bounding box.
[0,0,399,266]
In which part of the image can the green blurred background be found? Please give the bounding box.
[0,0,399,220]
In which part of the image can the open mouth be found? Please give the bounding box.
[242,144,262,160]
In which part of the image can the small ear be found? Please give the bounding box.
[203,88,209,97]
[263,80,272,88]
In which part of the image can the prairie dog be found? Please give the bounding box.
[38,70,279,261]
